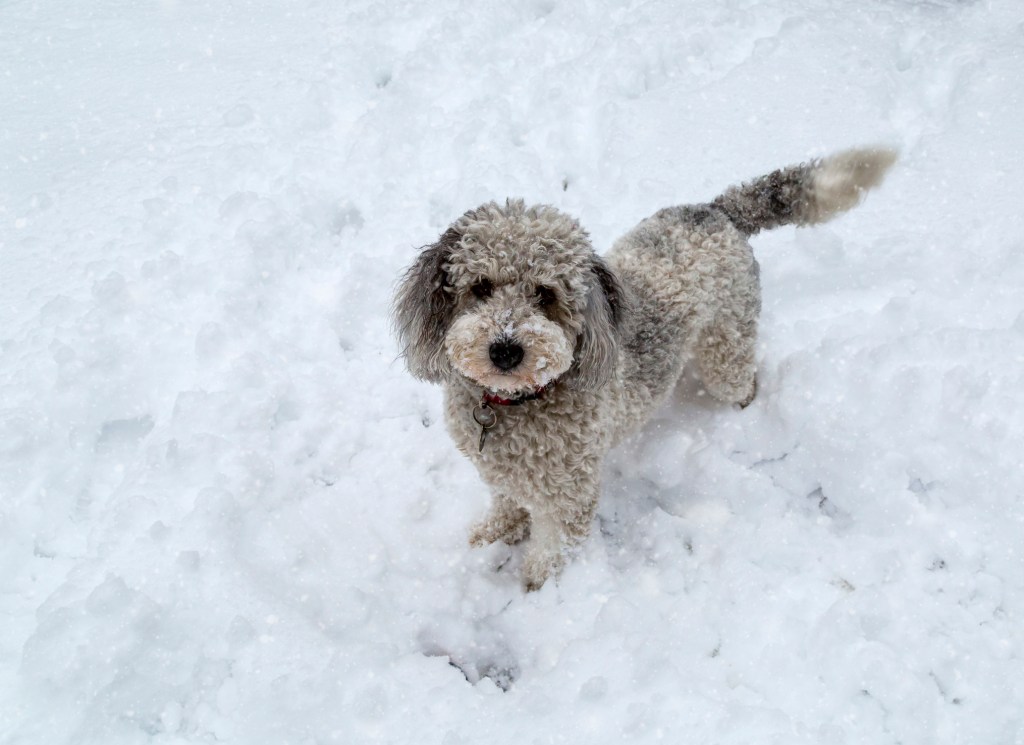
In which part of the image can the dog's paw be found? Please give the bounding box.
[522,551,562,592]
[468,521,499,548]
[468,523,530,547]
[468,509,530,547]
[738,376,757,409]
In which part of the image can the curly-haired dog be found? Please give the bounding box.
[394,147,896,590]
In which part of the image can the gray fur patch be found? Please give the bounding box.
[711,163,813,236]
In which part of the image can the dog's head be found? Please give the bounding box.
[393,199,626,395]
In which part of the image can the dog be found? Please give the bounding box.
[393,147,896,590]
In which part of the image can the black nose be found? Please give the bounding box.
[489,340,524,371]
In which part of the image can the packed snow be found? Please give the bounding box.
[2,0,1022,743]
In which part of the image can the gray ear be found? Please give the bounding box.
[566,256,627,391]
[392,227,461,382]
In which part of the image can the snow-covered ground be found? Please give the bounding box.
[2,0,1022,742]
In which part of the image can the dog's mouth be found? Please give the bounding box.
[477,334,572,394]
[445,313,574,394]
[470,364,560,396]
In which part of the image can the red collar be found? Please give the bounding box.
[482,384,549,407]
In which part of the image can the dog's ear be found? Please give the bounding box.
[392,226,461,382]
[566,256,627,391]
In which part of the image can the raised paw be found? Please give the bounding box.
[468,507,530,547]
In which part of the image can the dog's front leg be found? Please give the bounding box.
[521,483,599,591]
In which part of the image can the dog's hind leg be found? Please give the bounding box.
[695,314,758,407]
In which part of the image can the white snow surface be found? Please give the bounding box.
[2,0,1023,743]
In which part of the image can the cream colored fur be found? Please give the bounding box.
[393,146,896,590]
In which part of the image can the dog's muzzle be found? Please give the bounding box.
[488,340,524,371]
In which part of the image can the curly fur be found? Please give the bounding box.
[393,146,896,590]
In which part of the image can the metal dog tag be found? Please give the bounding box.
[472,403,497,452]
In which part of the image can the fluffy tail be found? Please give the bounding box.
[711,146,897,236]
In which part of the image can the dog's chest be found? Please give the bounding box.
[444,388,600,489]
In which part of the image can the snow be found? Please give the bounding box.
[2,0,1022,743]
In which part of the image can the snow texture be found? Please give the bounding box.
[1,0,1022,743]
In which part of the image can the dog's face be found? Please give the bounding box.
[394,200,624,395]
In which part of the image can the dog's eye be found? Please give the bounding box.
[470,279,492,299]
[536,285,557,307]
